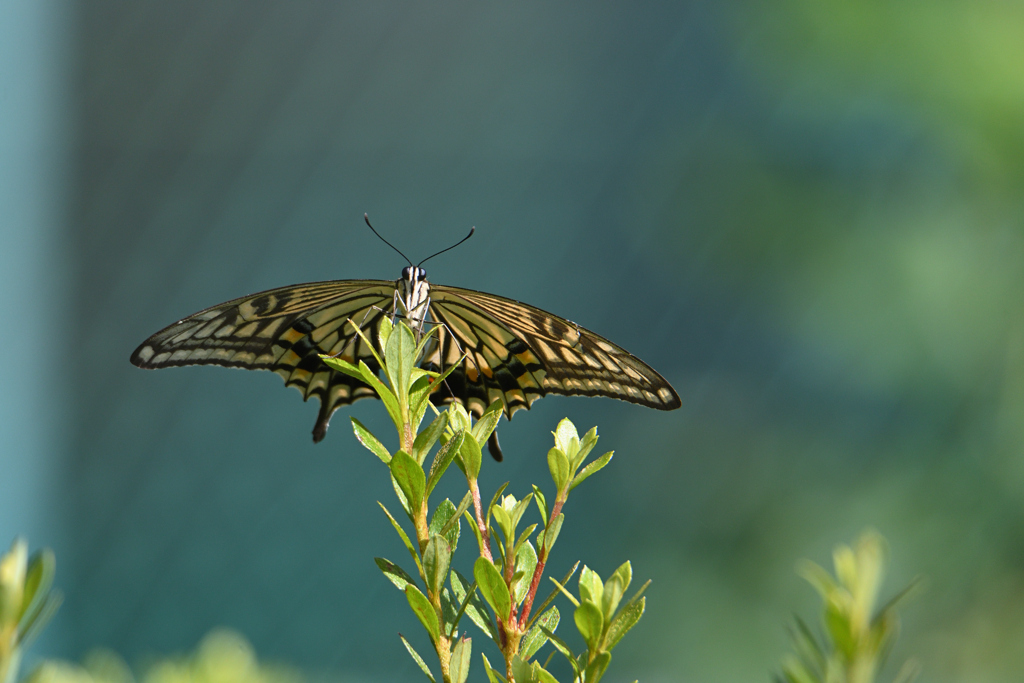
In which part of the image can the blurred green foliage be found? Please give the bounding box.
[1,540,61,683]
[619,2,1024,679]
[778,530,919,683]
[24,631,301,683]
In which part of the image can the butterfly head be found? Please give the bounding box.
[402,266,427,284]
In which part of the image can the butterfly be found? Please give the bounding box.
[131,220,681,459]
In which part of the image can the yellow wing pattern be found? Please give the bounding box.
[131,279,680,444]
[425,285,681,418]
[131,280,396,441]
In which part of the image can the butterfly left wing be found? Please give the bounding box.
[424,285,681,418]
[131,280,397,441]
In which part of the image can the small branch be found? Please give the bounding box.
[469,478,493,562]
[518,497,566,628]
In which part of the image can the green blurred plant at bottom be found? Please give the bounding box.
[23,630,302,683]
[319,319,648,683]
[0,539,62,683]
[777,530,921,683]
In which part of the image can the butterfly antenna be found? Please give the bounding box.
[364,213,413,267]
[418,226,475,267]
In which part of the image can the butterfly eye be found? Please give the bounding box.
[402,266,414,280]
[418,267,427,280]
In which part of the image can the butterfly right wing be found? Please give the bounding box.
[130,280,397,441]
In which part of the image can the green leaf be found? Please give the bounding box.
[413,411,448,465]
[490,504,513,545]
[539,626,581,680]
[471,399,504,445]
[399,633,436,683]
[570,451,613,491]
[378,502,422,573]
[606,596,645,650]
[463,509,484,557]
[534,666,558,683]
[485,482,510,530]
[789,617,826,675]
[351,417,391,464]
[413,322,440,359]
[317,354,362,380]
[780,655,817,683]
[392,474,412,516]
[451,569,498,643]
[17,548,54,625]
[576,426,599,465]
[375,557,418,591]
[377,314,393,352]
[409,378,436,434]
[540,513,563,554]
[410,354,456,433]
[526,562,579,631]
[440,491,473,544]
[548,575,580,608]
[385,322,417,402]
[547,448,570,491]
[553,418,579,458]
[445,584,472,637]
[513,540,538,606]
[349,317,388,367]
[509,494,534,531]
[459,432,483,481]
[825,601,855,659]
[429,498,462,551]
[531,485,548,525]
[354,359,402,429]
[626,578,651,605]
[390,450,426,512]
[874,575,925,620]
[520,606,559,660]
[474,557,511,622]
[427,430,465,496]
[609,561,632,594]
[480,654,507,683]
[514,524,538,558]
[405,585,441,644]
[797,560,837,600]
[18,590,62,647]
[584,651,611,683]
[449,637,472,683]
[574,601,604,650]
[423,536,452,597]
[441,587,459,632]
[446,402,472,434]
[511,656,558,683]
[578,566,604,607]
[602,563,629,620]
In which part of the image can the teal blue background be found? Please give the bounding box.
[3,1,1024,681]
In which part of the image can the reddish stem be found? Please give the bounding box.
[517,497,566,629]
[469,478,493,563]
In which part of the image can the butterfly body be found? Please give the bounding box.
[131,268,680,444]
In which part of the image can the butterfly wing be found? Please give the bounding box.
[425,285,681,418]
[130,280,397,441]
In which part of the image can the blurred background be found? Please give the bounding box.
[2,1,1024,681]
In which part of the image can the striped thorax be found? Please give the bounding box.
[397,265,431,335]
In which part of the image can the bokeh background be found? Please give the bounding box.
[3,1,1024,681]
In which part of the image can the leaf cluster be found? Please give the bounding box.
[335,320,647,683]
[777,530,921,683]
[0,539,62,683]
